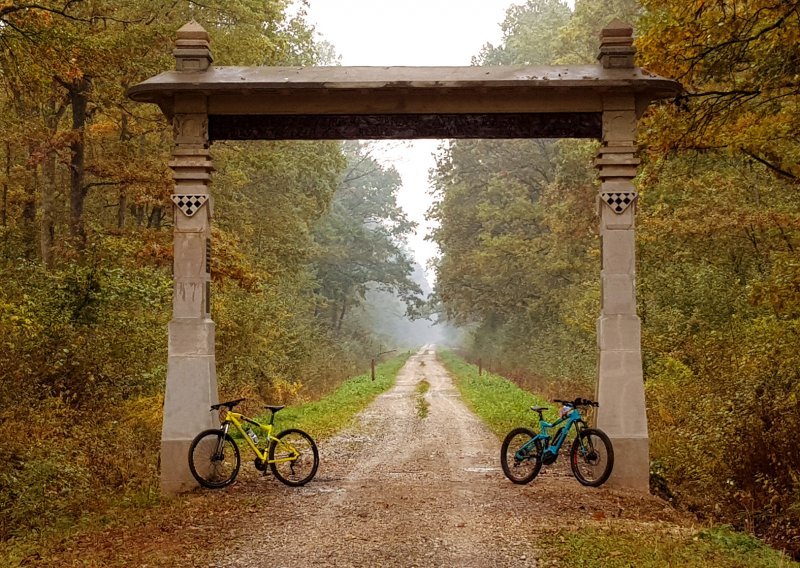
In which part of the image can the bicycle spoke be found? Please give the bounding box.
[570,429,614,487]
[269,429,319,486]
[500,428,542,484]
[188,430,241,489]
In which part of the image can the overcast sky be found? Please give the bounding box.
[302,1,523,285]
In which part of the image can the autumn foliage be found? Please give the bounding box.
[0,0,422,546]
[432,0,800,556]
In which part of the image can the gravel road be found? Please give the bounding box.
[211,346,680,568]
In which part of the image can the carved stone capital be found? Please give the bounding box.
[173,114,209,146]
[595,143,639,182]
[602,109,637,146]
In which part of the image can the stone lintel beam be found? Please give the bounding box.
[208,112,603,141]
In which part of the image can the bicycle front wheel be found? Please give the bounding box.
[500,427,543,484]
[269,428,319,486]
[188,429,241,489]
[570,428,614,487]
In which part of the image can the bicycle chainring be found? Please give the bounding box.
[254,457,267,471]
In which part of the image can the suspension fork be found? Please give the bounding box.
[213,422,231,458]
[573,420,592,453]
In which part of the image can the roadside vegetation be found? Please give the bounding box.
[0,353,411,567]
[547,525,798,568]
[439,350,799,567]
[265,353,411,438]
[436,350,553,436]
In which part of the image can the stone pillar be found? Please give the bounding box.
[594,21,649,492]
[161,21,218,495]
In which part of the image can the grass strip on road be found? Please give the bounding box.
[436,349,553,437]
[259,352,411,439]
[415,379,430,418]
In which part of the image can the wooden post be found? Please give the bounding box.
[478,358,482,376]
[371,358,376,381]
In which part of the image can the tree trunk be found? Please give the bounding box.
[40,147,57,268]
[147,205,163,229]
[2,141,9,227]
[21,149,37,259]
[67,77,90,249]
[116,115,130,229]
[117,188,127,229]
[336,295,347,332]
[40,99,68,268]
[133,204,145,227]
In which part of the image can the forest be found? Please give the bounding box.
[0,0,428,541]
[0,0,798,561]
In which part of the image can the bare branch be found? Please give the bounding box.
[742,149,797,181]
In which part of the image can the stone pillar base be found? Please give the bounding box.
[161,438,202,494]
[161,327,218,494]
[603,435,649,492]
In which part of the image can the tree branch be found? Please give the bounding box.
[83,180,124,191]
[742,149,797,181]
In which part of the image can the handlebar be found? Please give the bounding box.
[553,397,598,408]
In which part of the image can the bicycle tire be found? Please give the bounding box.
[188,429,241,489]
[500,427,543,484]
[268,428,319,487]
[570,428,614,487]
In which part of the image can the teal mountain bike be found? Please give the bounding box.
[500,397,614,487]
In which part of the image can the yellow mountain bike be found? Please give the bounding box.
[188,398,318,488]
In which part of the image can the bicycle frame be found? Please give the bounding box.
[220,410,298,465]
[518,406,587,461]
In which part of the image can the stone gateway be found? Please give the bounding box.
[128,19,681,494]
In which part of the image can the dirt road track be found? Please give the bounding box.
[212,346,682,568]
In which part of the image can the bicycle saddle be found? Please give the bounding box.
[211,398,245,410]
[530,406,548,412]
[264,405,285,413]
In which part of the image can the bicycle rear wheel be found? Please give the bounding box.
[269,428,319,486]
[500,427,543,484]
[188,429,241,489]
[570,428,614,487]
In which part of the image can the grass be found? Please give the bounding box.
[415,379,430,418]
[546,525,799,568]
[436,349,554,437]
[257,352,411,439]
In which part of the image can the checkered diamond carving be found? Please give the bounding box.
[171,194,208,217]
[601,191,637,214]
